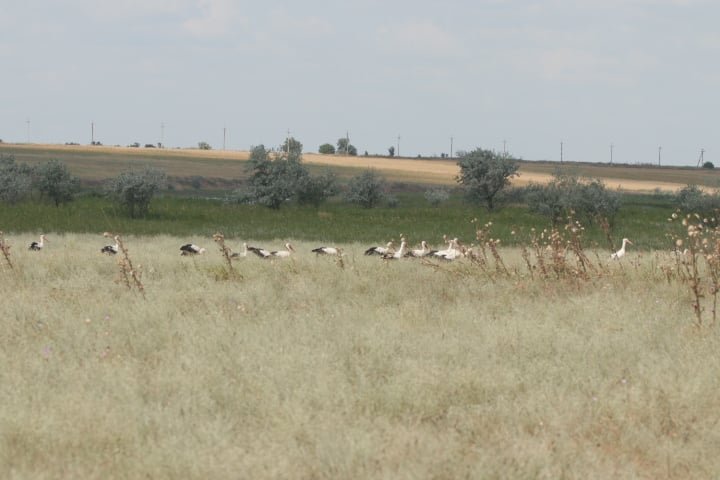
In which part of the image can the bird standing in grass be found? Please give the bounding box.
[180,244,206,256]
[101,236,119,255]
[29,235,47,251]
[610,238,633,260]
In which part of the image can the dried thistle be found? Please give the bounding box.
[0,231,13,270]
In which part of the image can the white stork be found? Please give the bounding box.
[270,243,295,258]
[406,240,435,258]
[231,242,249,258]
[101,236,119,255]
[365,241,394,256]
[29,235,47,251]
[312,246,341,256]
[610,238,633,260]
[432,238,462,261]
[382,240,408,260]
[180,244,207,256]
[248,245,272,259]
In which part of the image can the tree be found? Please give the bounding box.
[337,137,358,156]
[296,171,339,207]
[244,144,309,209]
[0,154,33,204]
[198,141,211,150]
[456,148,519,210]
[345,169,385,208]
[703,161,715,169]
[35,159,80,207]
[318,143,336,155]
[105,167,167,218]
[281,137,303,156]
[388,146,395,157]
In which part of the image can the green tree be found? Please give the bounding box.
[318,143,336,154]
[345,169,385,208]
[281,137,303,156]
[388,146,395,157]
[424,187,450,207]
[244,144,309,209]
[0,154,33,204]
[703,161,715,169]
[198,141,211,150]
[456,148,519,210]
[105,167,167,218]
[35,159,80,207]
[337,137,358,156]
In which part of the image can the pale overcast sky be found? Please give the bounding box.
[1,0,718,165]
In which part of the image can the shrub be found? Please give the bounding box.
[35,159,80,207]
[318,143,336,155]
[198,141,211,150]
[105,167,167,217]
[296,172,339,207]
[0,155,33,204]
[703,161,715,169]
[424,187,450,207]
[677,184,720,216]
[345,170,385,208]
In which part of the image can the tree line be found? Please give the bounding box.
[8,137,712,227]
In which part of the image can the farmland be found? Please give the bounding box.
[2,143,720,478]
[2,142,720,191]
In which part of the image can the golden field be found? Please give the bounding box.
[2,143,719,191]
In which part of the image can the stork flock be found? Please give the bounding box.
[22,234,635,262]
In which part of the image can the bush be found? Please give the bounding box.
[703,161,715,169]
[345,170,385,208]
[676,185,720,216]
[318,143,336,155]
[424,187,450,207]
[35,159,80,207]
[296,172,338,207]
[105,167,167,217]
[525,171,621,225]
[0,155,33,204]
[198,141,211,150]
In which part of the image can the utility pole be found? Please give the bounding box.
[91,121,94,145]
[697,148,706,168]
[503,139,507,157]
[560,141,563,163]
[223,126,227,150]
[26,118,30,143]
[346,131,350,154]
[610,143,614,164]
[397,135,401,157]
[450,136,454,158]
[658,146,662,166]
[286,129,290,154]
[160,122,165,148]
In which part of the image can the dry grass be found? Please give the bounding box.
[2,233,720,478]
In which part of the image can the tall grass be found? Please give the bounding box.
[1,233,719,478]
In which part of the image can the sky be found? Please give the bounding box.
[1,0,718,166]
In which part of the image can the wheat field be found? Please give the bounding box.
[1,233,720,479]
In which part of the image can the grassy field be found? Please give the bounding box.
[2,234,719,478]
[0,192,679,251]
[3,143,720,191]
